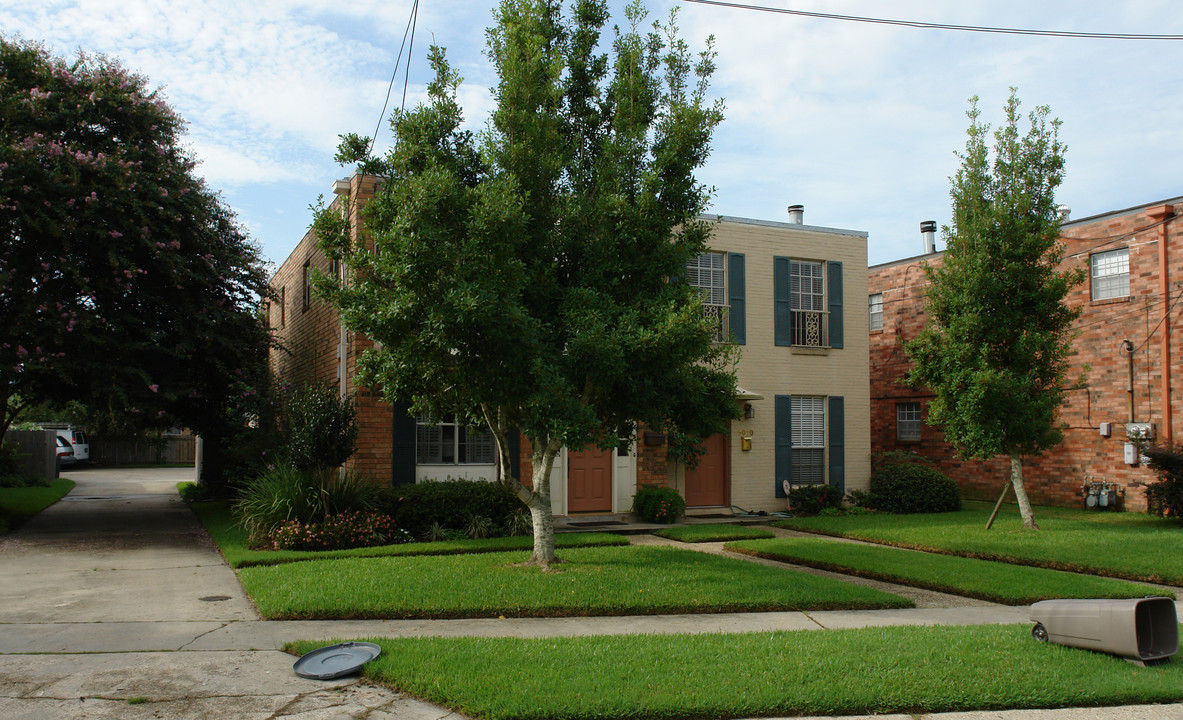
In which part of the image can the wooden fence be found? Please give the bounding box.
[90,435,196,466]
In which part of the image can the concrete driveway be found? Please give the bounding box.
[0,466,447,719]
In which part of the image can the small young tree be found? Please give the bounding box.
[906,89,1081,530]
[315,0,737,567]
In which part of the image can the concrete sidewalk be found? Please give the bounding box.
[1,467,1179,720]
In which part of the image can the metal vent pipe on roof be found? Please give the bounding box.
[787,204,804,224]
[921,220,937,254]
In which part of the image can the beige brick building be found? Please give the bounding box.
[869,198,1183,511]
[271,175,871,516]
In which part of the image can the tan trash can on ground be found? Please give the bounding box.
[1029,597,1177,666]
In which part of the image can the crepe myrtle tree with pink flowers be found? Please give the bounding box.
[0,37,271,484]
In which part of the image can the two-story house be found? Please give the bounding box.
[869,198,1183,511]
[270,175,871,516]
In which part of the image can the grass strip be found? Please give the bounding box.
[0,478,75,534]
[726,537,1172,604]
[651,523,774,543]
[188,500,627,568]
[240,544,911,619]
[774,501,1183,585]
[290,624,1183,720]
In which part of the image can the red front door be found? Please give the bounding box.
[567,448,613,513]
[684,433,729,507]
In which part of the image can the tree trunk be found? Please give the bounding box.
[483,405,561,569]
[1009,453,1039,530]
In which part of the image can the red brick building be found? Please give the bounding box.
[869,198,1183,511]
[272,175,872,516]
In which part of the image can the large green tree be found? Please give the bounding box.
[906,89,1081,530]
[0,37,272,482]
[315,0,736,566]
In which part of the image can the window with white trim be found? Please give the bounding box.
[896,402,922,442]
[791,396,825,483]
[1091,248,1129,301]
[869,293,883,331]
[415,414,496,465]
[686,251,727,341]
[791,259,825,346]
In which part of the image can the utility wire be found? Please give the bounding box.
[679,0,1183,41]
[369,0,420,158]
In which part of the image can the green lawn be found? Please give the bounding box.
[241,544,912,619]
[291,624,1183,720]
[652,523,775,543]
[188,500,627,568]
[726,537,1171,604]
[0,478,74,534]
[774,501,1183,585]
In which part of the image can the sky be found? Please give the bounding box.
[4,1,1183,269]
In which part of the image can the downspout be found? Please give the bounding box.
[1147,204,1175,443]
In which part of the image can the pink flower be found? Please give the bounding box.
[148,384,159,393]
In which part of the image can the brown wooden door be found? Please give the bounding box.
[684,433,728,507]
[567,448,613,513]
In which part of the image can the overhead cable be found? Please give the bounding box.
[679,0,1183,41]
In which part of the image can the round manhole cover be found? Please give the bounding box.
[199,595,232,602]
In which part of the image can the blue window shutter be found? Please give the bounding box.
[728,253,745,345]
[827,261,844,349]
[775,395,792,497]
[774,256,791,346]
[392,402,416,486]
[828,396,845,493]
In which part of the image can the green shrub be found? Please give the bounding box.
[0,441,44,488]
[788,484,844,515]
[868,462,961,514]
[234,465,377,547]
[506,507,532,536]
[271,511,411,550]
[375,479,526,538]
[1143,444,1183,520]
[631,485,685,523]
[282,382,358,471]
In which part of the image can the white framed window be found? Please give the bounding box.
[791,259,825,346]
[686,251,725,305]
[1091,248,1129,301]
[896,402,922,442]
[687,251,728,341]
[791,396,825,483]
[416,414,495,465]
[869,293,883,331]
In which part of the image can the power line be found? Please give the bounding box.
[678,0,1183,41]
[369,0,420,158]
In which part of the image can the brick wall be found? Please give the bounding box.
[269,174,395,484]
[869,200,1183,511]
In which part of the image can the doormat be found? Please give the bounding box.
[567,521,629,527]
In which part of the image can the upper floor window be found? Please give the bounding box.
[791,259,825,347]
[280,287,286,327]
[686,251,728,342]
[896,402,922,442]
[1091,248,1129,301]
[416,414,496,465]
[869,293,883,331]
